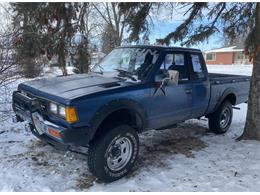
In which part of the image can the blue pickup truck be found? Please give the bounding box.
[13,45,250,182]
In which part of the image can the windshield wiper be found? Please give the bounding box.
[113,68,137,81]
[91,64,103,75]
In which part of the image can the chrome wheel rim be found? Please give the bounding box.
[220,107,231,129]
[106,137,133,171]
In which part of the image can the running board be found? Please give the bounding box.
[156,124,177,130]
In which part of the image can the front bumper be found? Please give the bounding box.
[12,91,91,149]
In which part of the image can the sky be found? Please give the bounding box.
[147,4,225,52]
[149,19,223,52]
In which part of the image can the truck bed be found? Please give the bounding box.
[206,73,251,115]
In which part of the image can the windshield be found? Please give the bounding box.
[93,47,160,81]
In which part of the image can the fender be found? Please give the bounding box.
[213,87,237,112]
[88,98,147,141]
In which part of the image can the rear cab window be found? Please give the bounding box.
[189,53,207,81]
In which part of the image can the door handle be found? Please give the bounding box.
[185,89,192,94]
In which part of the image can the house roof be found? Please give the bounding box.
[205,46,244,53]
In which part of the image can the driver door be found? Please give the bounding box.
[149,52,193,129]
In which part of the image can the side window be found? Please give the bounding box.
[191,54,206,80]
[174,54,185,66]
[160,54,185,70]
[160,54,174,70]
[158,53,188,81]
[158,53,189,81]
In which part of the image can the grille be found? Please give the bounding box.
[22,91,49,114]
[38,99,48,112]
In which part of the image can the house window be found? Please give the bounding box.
[234,52,248,64]
[206,53,216,61]
[235,52,244,60]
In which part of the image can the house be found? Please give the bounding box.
[204,45,252,65]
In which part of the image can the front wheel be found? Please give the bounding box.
[208,100,233,134]
[87,124,139,182]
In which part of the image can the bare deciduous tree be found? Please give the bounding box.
[0,9,20,121]
[93,2,130,49]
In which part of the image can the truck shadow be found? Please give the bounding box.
[128,120,210,177]
[76,121,210,188]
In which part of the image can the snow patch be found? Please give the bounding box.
[204,46,244,53]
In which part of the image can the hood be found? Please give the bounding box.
[19,74,128,100]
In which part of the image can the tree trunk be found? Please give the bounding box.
[239,3,260,140]
[59,50,67,76]
[58,37,67,76]
[241,54,260,140]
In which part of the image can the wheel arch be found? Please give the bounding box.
[89,99,147,141]
[206,88,237,117]
[220,88,237,106]
[224,93,237,105]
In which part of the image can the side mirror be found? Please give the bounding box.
[167,70,179,85]
[155,70,179,86]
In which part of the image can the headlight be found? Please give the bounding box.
[59,105,66,118]
[49,102,78,123]
[50,102,58,114]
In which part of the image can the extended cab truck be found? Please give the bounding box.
[12,45,250,182]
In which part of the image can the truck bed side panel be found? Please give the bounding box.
[206,74,250,115]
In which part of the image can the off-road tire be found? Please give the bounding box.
[87,124,139,182]
[209,100,233,134]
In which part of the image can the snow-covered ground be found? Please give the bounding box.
[207,64,253,76]
[1,65,260,192]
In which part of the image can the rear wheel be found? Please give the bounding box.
[87,124,139,182]
[208,100,233,134]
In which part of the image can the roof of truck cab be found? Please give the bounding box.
[118,45,201,52]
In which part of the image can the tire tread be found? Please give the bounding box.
[208,100,233,134]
